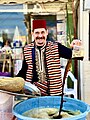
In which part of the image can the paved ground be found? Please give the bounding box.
[0,112,16,120]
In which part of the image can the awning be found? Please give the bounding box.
[0,0,68,4]
[0,0,78,14]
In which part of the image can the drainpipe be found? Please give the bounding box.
[72,0,78,80]
[79,0,85,101]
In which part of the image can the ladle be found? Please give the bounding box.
[53,59,72,119]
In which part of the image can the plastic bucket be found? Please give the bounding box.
[13,96,90,120]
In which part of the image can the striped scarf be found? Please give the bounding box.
[24,41,62,96]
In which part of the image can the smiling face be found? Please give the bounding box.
[32,28,48,47]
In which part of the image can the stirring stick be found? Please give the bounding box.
[53,59,72,119]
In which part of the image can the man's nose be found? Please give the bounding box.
[38,33,42,37]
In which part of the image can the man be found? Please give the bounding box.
[17,19,82,96]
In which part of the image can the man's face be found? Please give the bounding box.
[32,28,48,47]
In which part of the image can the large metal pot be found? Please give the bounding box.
[13,96,90,120]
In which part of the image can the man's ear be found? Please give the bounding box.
[46,29,48,35]
[31,31,34,35]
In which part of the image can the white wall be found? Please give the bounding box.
[74,0,90,105]
[79,0,90,104]
[82,11,90,104]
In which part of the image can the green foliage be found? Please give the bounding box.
[66,13,75,88]
[66,13,74,47]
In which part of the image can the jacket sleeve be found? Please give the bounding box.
[58,43,72,59]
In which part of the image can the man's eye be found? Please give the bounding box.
[35,31,45,34]
[35,32,39,34]
[41,31,45,34]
